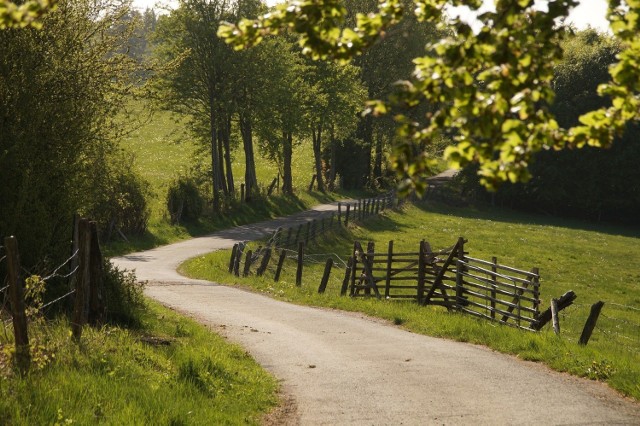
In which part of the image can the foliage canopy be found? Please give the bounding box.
[219,0,640,193]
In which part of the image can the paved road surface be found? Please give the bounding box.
[113,201,640,425]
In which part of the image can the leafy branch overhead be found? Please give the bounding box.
[0,0,58,29]
[219,0,640,192]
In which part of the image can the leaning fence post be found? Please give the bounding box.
[296,242,304,286]
[257,248,272,276]
[5,236,30,373]
[72,219,91,342]
[341,257,353,296]
[318,258,334,294]
[579,301,605,345]
[551,298,560,335]
[274,250,287,282]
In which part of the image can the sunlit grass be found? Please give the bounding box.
[112,99,367,255]
[181,202,640,399]
[0,301,278,424]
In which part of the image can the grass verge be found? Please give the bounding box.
[0,301,278,424]
[180,202,640,400]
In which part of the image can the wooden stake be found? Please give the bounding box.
[579,301,605,345]
[274,250,286,282]
[318,258,333,293]
[417,240,426,304]
[385,241,393,299]
[341,257,353,296]
[72,219,91,342]
[257,248,272,276]
[296,242,304,286]
[88,221,104,324]
[5,236,30,373]
[243,250,253,277]
[345,204,350,226]
[229,244,238,273]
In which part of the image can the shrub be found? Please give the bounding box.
[103,260,146,327]
[167,176,204,224]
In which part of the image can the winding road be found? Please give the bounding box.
[112,200,640,425]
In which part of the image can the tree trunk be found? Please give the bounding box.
[312,125,325,192]
[373,125,383,185]
[328,125,337,191]
[282,131,293,194]
[209,99,221,210]
[240,113,258,199]
[222,114,234,196]
[217,125,228,196]
[363,116,373,187]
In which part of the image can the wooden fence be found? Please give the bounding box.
[344,238,541,330]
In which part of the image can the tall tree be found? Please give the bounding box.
[0,0,146,268]
[219,0,640,194]
[153,0,237,209]
[304,60,366,191]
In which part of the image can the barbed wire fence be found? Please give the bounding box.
[1,218,105,373]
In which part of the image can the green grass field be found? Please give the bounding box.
[0,301,278,424]
[181,201,640,400]
[111,100,365,256]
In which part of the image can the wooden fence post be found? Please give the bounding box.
[318,258,333,293]
[341,257,353,296]
[385,240,393,299]
[345,204,351,226]
[88,221,104,324]
[417,240,426,304]
[233,244,244,277]
[243,250,253,277]
[579,301,604,345]
[365,242,375,296]
[296,242,304,286]
[257,248,272,276]
[338,203,342,224]
[229,244,238,273]
[72,218,91,342]
[274,250,287,282]
[531,267,540,320]
[350,242,358,296]
[550,298,560,335]
[5,236,30,373]
[490,256,498,319]
[455,237,466,308]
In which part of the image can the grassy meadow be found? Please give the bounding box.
[0,301,278,424]
[181,201,640,400]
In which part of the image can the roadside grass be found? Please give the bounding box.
[112,100,367,256]
[181,202,640,400]
[0,301,278,424]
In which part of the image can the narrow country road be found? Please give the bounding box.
[112,200,640,425]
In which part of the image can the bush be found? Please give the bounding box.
[87,152,151,241]
[167,176,205,224]
[103,260,146,327]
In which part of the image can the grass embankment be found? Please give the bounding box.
[182,202,640,400]
[0,301,277,424]
[111,101,367,256]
